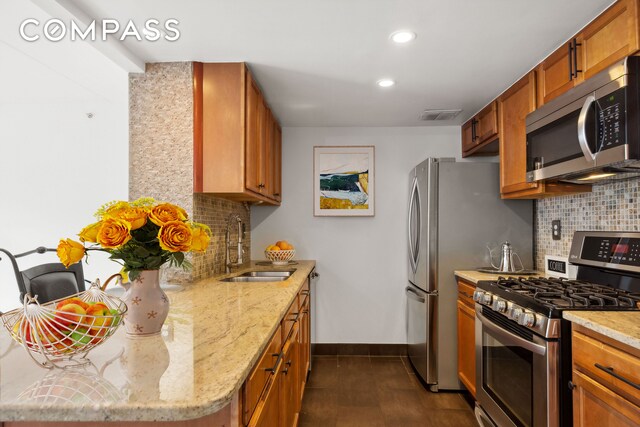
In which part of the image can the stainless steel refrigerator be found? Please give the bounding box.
[406,158,533,391]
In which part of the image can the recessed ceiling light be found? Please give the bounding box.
[377,79,395,88]
[390,30,416,44]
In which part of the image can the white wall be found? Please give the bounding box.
[251,126,481,343]
[0,1,129,311]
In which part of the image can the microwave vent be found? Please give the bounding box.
[420,109,462,121]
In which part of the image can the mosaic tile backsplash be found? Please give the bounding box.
[535,179,640,269]
[129,62,250,283]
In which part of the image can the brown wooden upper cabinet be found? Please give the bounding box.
[538,0,639,106]
[193,62,282,205]
[498,72,591,199]
[461,101,499,157]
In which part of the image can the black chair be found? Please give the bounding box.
[0,247,86,304]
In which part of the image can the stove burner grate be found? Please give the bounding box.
[492,276,640,309]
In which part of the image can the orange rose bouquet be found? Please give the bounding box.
[57,198,211,280]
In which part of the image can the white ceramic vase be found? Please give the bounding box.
[120,270,169,336]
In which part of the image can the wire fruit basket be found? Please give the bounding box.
[264,249,296,265]
[0,280,127,369]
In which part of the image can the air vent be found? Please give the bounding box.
[420,109,462,121]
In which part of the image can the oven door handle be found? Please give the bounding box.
[476,309,547,356]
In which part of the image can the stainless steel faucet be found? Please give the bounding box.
[225,213,245,273]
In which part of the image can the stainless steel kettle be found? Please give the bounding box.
[487,241,524,272]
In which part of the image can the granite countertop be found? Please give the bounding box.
[454,270,545,284]
[0,260,316,422]
[563,311,640,351]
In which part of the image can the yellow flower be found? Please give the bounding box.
[78,221,102,243]
[104,201,130,216]
[57,239,85,267]
[113,207,148,230]
[149,203,188,226]
[158,220,193,252]
[97,217,132,249]
[190,223,211,252]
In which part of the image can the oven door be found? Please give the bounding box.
[475,306,559,427]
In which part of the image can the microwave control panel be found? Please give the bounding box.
[581,236,640,266]
[596,87,626,149]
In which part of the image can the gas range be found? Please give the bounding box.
[474,275,640,338]
[474,231,640,427]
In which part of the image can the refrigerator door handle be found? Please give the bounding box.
[405,286,426,303]
[408,177,420,273]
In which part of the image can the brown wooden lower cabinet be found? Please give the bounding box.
[571,324,640,426]
[456,279,476,398]
[245,282,311,427]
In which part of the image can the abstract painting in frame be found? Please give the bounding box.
[314,146,375,217]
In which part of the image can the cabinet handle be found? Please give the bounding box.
[460,292,473,299]
[471,119,477,141]
[283,367,289,375]
[290,312,300,322]
[568,380,576,390]
[258,183,265,189]
[274,193,280,196]
[309,271,319,279]
[301,290,310,296]
[264,352,283,374]
[572,38,582,78]
[568,41,573,80]
[285,360,292,367]
[594,363,640,391]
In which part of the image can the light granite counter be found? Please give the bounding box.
[563,311,640,351]
[454,270,545,285]
[0,260,316,422]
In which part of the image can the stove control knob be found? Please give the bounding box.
[509,306,523,321]
[492,299,507,313]
[482,293,493,305]
[519,312,537,328]
[473,290,484,303]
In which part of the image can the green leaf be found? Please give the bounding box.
[145,256,163,269]
[128,269,141,281]
[173,252,185,265]
[133,246,150,258]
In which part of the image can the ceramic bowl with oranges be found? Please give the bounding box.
[265,241,296,265]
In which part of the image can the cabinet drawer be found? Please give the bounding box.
[457,279,476,308]
[572,329,640,406]
[244,324,282,425]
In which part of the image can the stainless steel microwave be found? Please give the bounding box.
[526,57,640,184]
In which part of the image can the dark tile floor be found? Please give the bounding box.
[299,355,478,427]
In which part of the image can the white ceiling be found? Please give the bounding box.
[42,1,617,125]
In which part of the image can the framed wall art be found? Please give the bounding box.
[313,146,375,216]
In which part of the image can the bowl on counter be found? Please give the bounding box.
[264,249,296,266]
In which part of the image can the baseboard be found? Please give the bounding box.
[312,343,407,356]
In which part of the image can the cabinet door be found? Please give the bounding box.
[578,0,639,81]
[456,300,476,398]
[572,370,640,427]
[297,295,310,404]
[476,101,499,144]
[537,42,574,106]
[263,108,275,199]
[245,75,264,194]
[498,71,539,196]
[272,122,282,202]
[280,324,300,427]
[249,365,281,427]
[461,119,476,155]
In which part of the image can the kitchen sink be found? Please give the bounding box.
[221,269,296,282]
